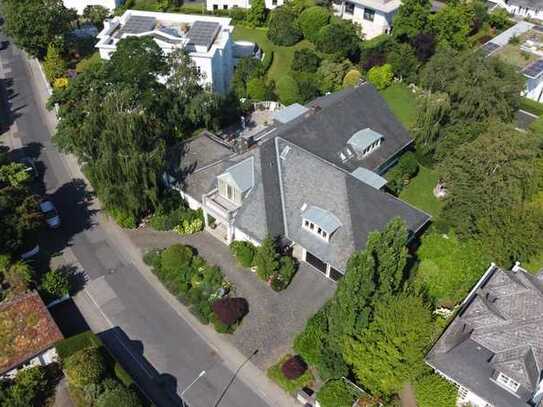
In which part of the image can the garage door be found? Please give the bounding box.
[305,251,328,275]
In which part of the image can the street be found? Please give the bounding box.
[0,29,274,407]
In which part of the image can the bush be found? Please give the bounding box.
[160,244,194,275]
[298,6,330,43]
[317,379,357,407]
[272,256,297,291]
[267,355,314,394]
[317,347,349,381]
[293,308,328,366]
[75,52,102,73]
[247,77,271,101]
[230,241,256,267]
[281,355,308,380]
[317,59,352,93]
[316,22,360,59]
[385,152,419,194]
[108,207,137,229]
[414,373,457,407]
[41,267,71,298]
[291,48,321,73]
[1,366,49,407]
[172,208,205,235]
[212,297,249,326]
[65,347,107,387]
[520,96,543,116]
[211,313,236,334]
[254,236,280,281]
[342,69,362,88]
[56,331,103,360]
[143,249,162,270]
[246,0,267,27]
[367,64,393,90]
[267,7,303,46]
[43,44,66,83]
[276,75,301,105]
[96,384,143,407]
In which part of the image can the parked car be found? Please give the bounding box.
[18,157,38,179]
[20,244,40,260]
[39,200,61,228]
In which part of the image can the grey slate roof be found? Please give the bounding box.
[274,84,413,173]
[426,265,543,407]
[218,157,255,192]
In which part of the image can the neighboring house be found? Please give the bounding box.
[0,291,64,379]
[206,0,285,11]
[332,0,401,39]
[488,0,543,21]
[96,10,235,94]
[426,263,543,407]
[176,84,430,282]
[63,0,121,14]
[481,21,543,102]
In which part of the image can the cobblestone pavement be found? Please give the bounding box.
[127,227,336,368]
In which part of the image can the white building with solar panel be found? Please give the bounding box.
[95,10,235,94]
[206,0,285,12]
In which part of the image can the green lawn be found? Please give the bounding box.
[380,83,418,129]
[232,26,313,82]
[399,166,443,218]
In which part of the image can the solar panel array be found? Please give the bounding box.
[188,21,220,49]
[522,59,543,79]
[481,42,500,56]
[117,16,156,37]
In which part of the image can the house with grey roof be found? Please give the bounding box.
[426,263,543,407]
[176,84,429,281]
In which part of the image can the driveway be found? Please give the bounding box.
[127,227,336,368]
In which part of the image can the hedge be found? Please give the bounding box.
[520,97,543,116]
[56,331,102,359]
[262,51,274,72]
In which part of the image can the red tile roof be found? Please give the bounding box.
[0,291,63,375]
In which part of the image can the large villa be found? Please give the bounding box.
[174,83,430,281]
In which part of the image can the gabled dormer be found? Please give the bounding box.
[301,205,342,242]
[217,157,255,205]
[340,128,384,162]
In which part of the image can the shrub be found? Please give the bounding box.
[272,256,297,291]
[230,241,256,267]
[281,355,308,380]
[43,44,66,83]
[41,268,71,298]
[56,331,102,360]
[317,347,349,381]
[317,59,352,93]
[160,244,194,275]
[267,355,314,394]
[316,379,357,407]
[385,152,419,194]
[247,0,267,27]
[108,207,137,229]
[291,48,321,73]
[414,373,457,407]
[293,308,328,366]
[212,297,249,326]
[53,77,69,90]
[65,347,107,387]
[254,236,280,281]
[298,6,330,43]
[1,366,49,407]
[75,52,102,73]
[211,313,236,334]
[96,384,143,407]
[143,249,162,271]
[267,7,303,46]
[276,75,301,106]
[173,217,203,235]
[316,22,360,59]
[247,77,272,101]
[367,64,393,90]
[343,69,362,88]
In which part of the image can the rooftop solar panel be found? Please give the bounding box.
[187,21,220,49]
[117,16,156,37]
[522,59,543,79]
[481,42,500,56]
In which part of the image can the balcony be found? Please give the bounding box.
[203,189,239,221]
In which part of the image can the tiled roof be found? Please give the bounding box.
[0,291,63,375]
[426,265,543,407]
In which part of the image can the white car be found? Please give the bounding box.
[40,200,61,228]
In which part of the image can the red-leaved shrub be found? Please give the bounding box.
[281,355,307,380]
[212,297,249,326]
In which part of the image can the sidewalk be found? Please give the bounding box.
[21,55,298,407]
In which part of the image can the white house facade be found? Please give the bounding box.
[333,0,401,39]
[63,0,121,14]
[95,10,235,94]
[489,0,543,21]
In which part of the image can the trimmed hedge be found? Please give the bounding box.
[230,241,256,267]
[56,331,102,359]
[520,96,543,116]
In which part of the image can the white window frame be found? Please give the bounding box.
[302,219,330,242]
[363,7,375,21]
[496,372,520,393]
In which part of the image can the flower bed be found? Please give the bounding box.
[144,244,247,333]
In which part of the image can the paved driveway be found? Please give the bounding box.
[127,228,336,368]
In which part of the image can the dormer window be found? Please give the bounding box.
[346,128,384,160]
[217,157,255,205]
[496,372,520,393]
[302,206,341,242]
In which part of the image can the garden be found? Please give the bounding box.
[230,236,297,291]
[148,191,204,235]
[143,244,248,333]
[56,331,146,407]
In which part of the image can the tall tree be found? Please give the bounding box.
[392,0,432,42]
[430,2,473,50]
[343,294,433,396]
[246,0,267,27]
[1,0,76,58]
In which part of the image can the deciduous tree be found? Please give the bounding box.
[392,0,432,42]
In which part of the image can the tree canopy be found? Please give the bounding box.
[392,0,432,42]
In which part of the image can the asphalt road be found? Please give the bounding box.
[0,30,270,407]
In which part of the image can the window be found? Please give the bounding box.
[213,4,218,9]
[302,219,329,241]
[344,2,355,14]
[272,0,278,5]
[223,4,228,9]
[363,8,375,21]
[329,268,343,281]
[496,372,520,393]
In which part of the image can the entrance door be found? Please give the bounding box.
[305,251,328,275]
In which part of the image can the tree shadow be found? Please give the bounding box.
[0,76,23,135]
[98,327,185,407]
